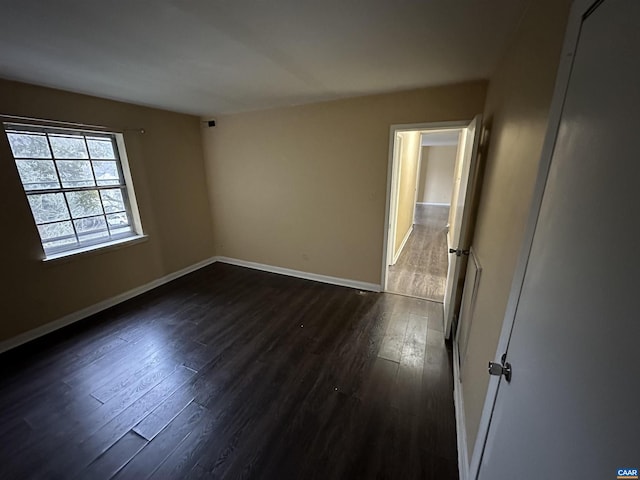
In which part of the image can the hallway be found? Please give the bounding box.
[387,204,449,302]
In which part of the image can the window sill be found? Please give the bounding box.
[42,234,148,264]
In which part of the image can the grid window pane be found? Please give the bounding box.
[38,220,75,242]
[57,160,95,188]
[66,190,103,218]
[49,134,88,159]
[87,137,116,159]
[15,159,60,190]
[5,123,140,256]
[74,215,108,242]
[93,161,121,186]
[27,193,70,223]
[107,212,129,228]
[7,132,51,158]
[107,212,132,236]
[100,188,125,213]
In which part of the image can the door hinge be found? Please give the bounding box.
[488,353,512,382]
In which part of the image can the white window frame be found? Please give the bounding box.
[3,122,144,260]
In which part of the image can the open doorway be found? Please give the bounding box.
[382,118,482,335]
[384,126,462,302]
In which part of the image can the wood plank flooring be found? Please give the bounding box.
[387,204,449,302]
[0,263,458,479]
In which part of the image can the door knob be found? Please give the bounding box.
[449,248,470,257]
[488,353,512,382]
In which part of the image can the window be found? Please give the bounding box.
[4,123,143,258]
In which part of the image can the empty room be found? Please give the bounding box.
[2,1,639,479]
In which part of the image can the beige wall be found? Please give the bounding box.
[394,131,421,257]
[461,0,572,455]
[203,82,486,284]
[417,145,457,204]
[0,79,215,343]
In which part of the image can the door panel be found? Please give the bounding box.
[479,1,640,478]
[456,248,481,375]
[443,115,481,336]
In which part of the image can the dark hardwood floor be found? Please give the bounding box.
[387,204,449,302]
[0,263,458,479]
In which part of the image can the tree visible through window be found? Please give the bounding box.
[4,123,141,257]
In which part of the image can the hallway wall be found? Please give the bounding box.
[394,131,421,257]
[460,0,572,457]
[417,145,457,205]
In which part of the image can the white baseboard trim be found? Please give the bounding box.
[453,339,470,480]
[392,225,413,265]
[1,255,382,355]
[0,256,218,355]
[416,202,451,206]
[216,256,382,292]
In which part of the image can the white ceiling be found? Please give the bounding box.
[0,0,529,116]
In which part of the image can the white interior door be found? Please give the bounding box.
[478,1,640,478]
[443,115,481,337]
